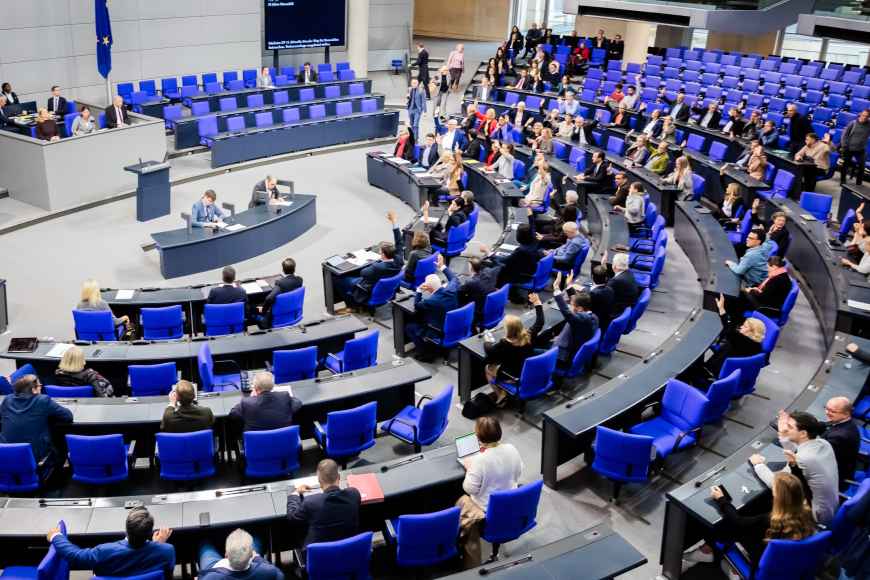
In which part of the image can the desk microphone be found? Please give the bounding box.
[380,454,424,473]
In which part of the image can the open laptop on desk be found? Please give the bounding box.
[455,432,480,466]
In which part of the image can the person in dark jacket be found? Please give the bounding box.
[257,258,303,329]
[286,459,361,550]
[785,103,812,156]
[739,256,792,317]
[458,257,501,328]
[840,469,870,579]
[607,253,640,315]
[53,345,113,397]
[393,126,415,162]
[552,273,599,368]
[820,396,860,491]
[406,257,460,360]
[198,528,283,580]
[403,231,433,286]
[229,372,301,432]
[584,265,616,333]
[484,293,545,405]
[208,266,248,305]
[336,212,405,310]
[423,198,466,248]
[161,380,215,433]
[463,129,486,161]
[578,151,612,194]
[0,375,73,478]
[494,208,546,287]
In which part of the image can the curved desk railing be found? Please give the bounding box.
[366,152,441,211]
[182,79,374,113]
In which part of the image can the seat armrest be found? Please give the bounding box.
[415,394,432,408]
[326,352,343,372]
[127,440,137,459]
[264,360,273,371]
[313,421,326,440]
[384,519,397,543]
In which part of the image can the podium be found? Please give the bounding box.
[125,160,171,222]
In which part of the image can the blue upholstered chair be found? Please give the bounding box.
[599,308,631,355]
[44,386,94,398]
[243,426,301,478]
[723,531,831,580]
[385,507,460,568]
[720,353,767,398]
[270,346,318,383]
[141,305,184,340]
[66,434,133,485]
[306,532,373,580]
[203,303,245,336]
[197,343,241,392]
[271,287,305,328]
[423,302,475,351]
[0,520,69,580]
[128,362,177,397]
[155,430,216,481]
[380,384,452,452]
[400,252,439,290]
[701,369,741,424]
[0,443,42,493]
[73,310,124,341]
[325,329,378,374]
[591,426,654,500]
[313,402,377,468]
[628,378,708,459]
[480,285,509,330]
[493,347,558,407]
[481,480,544,562]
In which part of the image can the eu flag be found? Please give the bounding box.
[95,0,113,78]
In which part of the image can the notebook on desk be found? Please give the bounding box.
[326,255,355,273]
[346,473,384,504]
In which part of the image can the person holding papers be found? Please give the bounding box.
[423,198,466,248]
[335,212,404,311]
[192,190,226,228]
[257,258,303,329]
[286,459,361,550]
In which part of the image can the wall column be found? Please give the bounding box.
[653,25,692,49]
[348,0,370,77]
[706,31,778,55]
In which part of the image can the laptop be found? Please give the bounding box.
[455,432,481,465]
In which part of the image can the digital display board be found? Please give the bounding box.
[264,0,347,51]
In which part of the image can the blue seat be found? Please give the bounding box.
[309,104,327,119]
[830,479,870,555]
[465,206,480,242]
[140,305,184,340]
[799,191,832,222]
[599,307,631,355]
[202,72,218,85]
[129,362,176,397]
[246,94,265,108]
[280,66,296,79]
[306,532,373,580]
[155,430,215,481]
[43,385,94,398]
[380,384,452,452]
[270,346,318,383]
[282,108,300,123]
[203,302,245,336]
[271,286,304,328]
[226,116,245,133]
[198,115,218,147]
[366,272,403,313]
[161,78,180,99]
[606,136,626,156]
[197,343,241,392]
[242,69,257,88]
[720,352,767,398]
[324,85,341,99]
[162,105,182,130]
[66,434,131,485]
[116,82,134,100]
[431,221,470,259]
[512,159,527,179]
[360,99,378,113]
[273,90,290,105]
[724,531,831,580]
[226,79,244,91]
[313,401,377,467]
[243,425,301,478]
[728,208,755,246]
[255,112,273,128]
[348,82,365,96]
[325,329,378,374]
[385,507,460,568]
[400,252,439,290]
[708,141,727,162]
[629,378,708,459]
[0,520,69,580]
[494,347,558,405]
[0,443,41,493]
[591,426,654,500]
[701,369,740,424]
[691,173,706,201]
[481,285,509,330]
[222,71,238,88]
[838,208,857,243]
[72,310,124,341]
[481,480,544,562]
[772,278,799,327]
[336,101,353,116]
[554,329,600,379]
[515,253,555,293]
[204,82,222,95]
[424,302,475,351]
[181,75,198,87]
[191,100,210,116]
[685,133,706,152]
[624,288,651,334]
[92,571,162,580]
[0,364,36,395]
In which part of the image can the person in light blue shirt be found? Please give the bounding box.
[191,189,225,228]
[551,221,587,272]
[558,91,579,116]
[726,229,773,286]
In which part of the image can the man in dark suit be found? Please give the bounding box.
[248,175,281,208]
[659,90,690,123]
[578,151,611,194]
[495,209,546,287]
[257,257,303,329]
[337,212,404,310]
[47,85,68,116]
[637,105,663,139]
[786,103,812,156]
[552,273,599,369]
[160,380,215,433]
[607,253,640,315]
[740,256,791,317]
[458,258,500,327]
[424,198,466,248]
[104,95,129,128]
[416,42,430,99]
[0,96,11,130]
[297,62,318,84]
[286,459,360,550]
[407,258,459,360]
[569,115,596,145]
[820,397,860,491]
[609,172,630,207]
[207,266,248,306]
[229,372,302,432]
[418,133,439,168]
[694,102,722,130]
[587,265,616,332]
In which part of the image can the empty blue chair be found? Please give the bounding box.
[268,92,287,107]
[255,111,273,128]
[129,362,176,397]
[197,343,241,392]
[386,507,460,568]
[481,285,509,330]
[155,430,215,481]
[380,384,453,452]
[424,302,475,351]
[226,115,245,133]
[191,100,210,116]
[44,385,93,398]
[205,82,222,95]
[141,305,184,340]
[269,286,304,328]
[222,71,238,88]
[309,104,326,119]
[243,425,301,478]
[685,133,706,152]
[606,135,626,155]
[336,61,350,71]
[360,99,377,113]
[723,531,831,580]
[202,72,218,85]
[720,352,767,398]
[73,309,124,341]
[338,69,356,81]
[245,94,264,109]
[366,272,403,312]
[227,79,244,91]
[162,104,183,130]
[324,85,341,99]
[599,307,631,355]
[325,329,378,374]
[0,520,69,580]
[198,115,218,147]
[0,443,41,493]
[307,532,373,580]
[624,288,651,334]
[282,108,300,123]
[181,75,198,87]
[591,426,654,500]
[701,369,740,424]
[279,66,296,79]
[161,78,180,99]
[515,253,555,293]
[66,434,131,485]
[273,75,290,87]
[465,205,480,242]
[431,220,470,259]
[708,141,727,161]
[554,329,600,379]
[348,82,365,96]
[481,480,544,562]
[203,302,245,336]
[401,252,438,290]
[242,69,257,88]
[494,347,558,406]
[629,378,708,459]
[117,82,134,100]
[691,173,706,201]
[299,87,316,101]
[799,191,832,222]
[271,346,318,383]
[335,101,353,116]
[314,401,377,467]
[758,169,794,200]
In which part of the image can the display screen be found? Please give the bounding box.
[264,0,347,51]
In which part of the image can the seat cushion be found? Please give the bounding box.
[379,406,420,443]
[0,567,38,580]
[629,417,697,458]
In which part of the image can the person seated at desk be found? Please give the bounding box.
[35,107,59,142]
[286,459,361,551]
[726,228,774,286]
[198,528,283,580]
[0,374,73,481]
[659,90,690,123]
[1,82,19,106]
[621,83,640,111]
[161,380,215,433]
[603,82,625,110]
[491,142,515,179]
[749,201,790,255]
[794,132,835,191]
[727,140,768,183]
[577,150,612,193]
[0,96,12,130]
[644,140,671,175]
[522,163,551,209]
[608,102,631,129]
[230,372,302,432]
[538,189,581,244]
[713,183,746,228]
[570,115,596,145]
[104,95,129,129]
[624,133,652,166]
[208,266,248,306]
[78,278,131,331]
[841,238,870,275]
[257,257,303,329]
[248,175,282,208]
[636,104,663,139]
[721,106,746,138]
[394,125,416,162]
[458,257,500,326]
[558,91,580,116]
[490,114,513,143]
[693,101,721,130]
[568,43,590,76]
[418,132,439,169]
[556,114,574,139]
[406,259,459,360]
[664,156,695,201]
[552,272,599,367]
[510,68,530,91]
[739,255,791,317]
[510,101,534,135]
[53,345,114,397]
[609,171,630,207]
[192,189,226,228]
[531,127,554,157]
[759,120,779,148]
[423,198,466,248]
[491,209,546,288]
[48,508,174,579]
[71,106,96,136]
[541,108,561,134]
[524,120,543,148]
[456,417,524,568]
[613,182,646,236]
[460,103,483,137]
[484,138,502,167]
[460,190,476,217]
[682,472,815,575]
[586,265,616,332]
[528,70,545,94]
[297,62,318,84]
[544,60,561,85]
[555,75,575,97]
[660,116,676,143]
[258,67,272,88]
[817,398,861,491]
[438,118,467,152]
[483,292,545,406]
[46,85,69,116]
[607,253,640,314]
[549,222,588,273]
[336,212,404,311]
[474,77,493,102]
[463,128,486,161]
[403,231,433,286]
[742,109,764,140]
[428,150,460,201]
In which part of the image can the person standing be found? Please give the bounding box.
[446,44,465,92]
[841,109,869,186]
[785,103,812,156]
[407,79,426,139]
[433,66,451,117]
[415,42,430,99]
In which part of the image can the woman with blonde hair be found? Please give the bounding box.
[715,182,746,227]
[533,127,554,156]
[664,155,696,201]
[523,162,551,209]
[483,293,545,405]
[53,345,114,396]
[77,279,130,328]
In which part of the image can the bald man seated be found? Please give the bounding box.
[820,396,860,491]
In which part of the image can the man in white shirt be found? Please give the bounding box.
[456,417,523,568]
[621,85,639,110]
[750,411,839,524]
[440,118,463,152]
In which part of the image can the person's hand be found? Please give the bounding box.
[535,232,543,241]
[436,253,445,270]
[639,102,647,111]
[46,527,61,542]
[720,167,726,176]
[168,390,177,405]
[566,270,575,287]
[749,454,766,466]
[822,132,831,143]
[710,486,724,500]
[528,292,542,306]
[784,450,798,467]
[846,342,858,354]
[295,484,311,494]
[152,528,172,543]
[841,257,852,267]
[527,206,534,216]
[462,457,472,470]
[715,293,726,315]
[387,210,397,225]
[554,271,563,288]
[776,409,790,433]
[725,260,735,268]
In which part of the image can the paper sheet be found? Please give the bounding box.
[114,290,135,300]
[46,343,74,358]
[242,282,263,295]
[225,223,246,232]
[499,243,519,252]
[273,385,294,396]
[847,299,870,312]
[353,250,382,262]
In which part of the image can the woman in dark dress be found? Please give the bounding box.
[483,293,545,405]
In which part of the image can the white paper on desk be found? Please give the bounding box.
[242,282,263,295]
[499,243,519,251]
[46,343,74,358]
[847,299,870,312]
[389,157,411,165]
[353,250,382,262]
[272,199,291,206]
[225,223,246,232]
[273,385,293,396]
[114,290,135,300]
[290,475,323,496]
[416,172,433,178]
[423,216,440,224]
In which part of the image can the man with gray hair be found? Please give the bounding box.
[198,528,283,580]
[820,396,860,490]
[550,221,588,275]
[228,371,301,432]
[405,254,459,360]
[606,253,640,315]
[248,175,281,208]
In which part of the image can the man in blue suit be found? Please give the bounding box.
[552,272,599,369]
[336,211,404,311]
[48,507,175,579]
[407,79,426,138]
[191,189,226,228]
[406,255,459,360]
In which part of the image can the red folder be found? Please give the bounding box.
[346,473,384,504]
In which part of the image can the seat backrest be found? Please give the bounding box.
[202,72,218,85]
[38,520,70,580]
[155,430,215,480]
[686,133,706,152]
[338,69,356,81]
[563,328,600,378]
[0,443,40,492]
[799,191,832,221]
[197,343,215,392]
[198,115,218,138]
[141,305,184,340]
[624,288,651,334]
[205,82,222,94]
[720,353,767,397]
[691,174,706,201]
[66,434,128,483]
[348,82,364,96]
[191,100,210,116]
[530,253,555,291]
[417,384,453,445]
[282,108,301,123]
[227,79,245,91]
[243,425,301,477]
[129,362,177,397]
[272,286,305,328]
[708,141,727,161]
[203,303,245,336]
[336,101,353,116]
[44,385,94,398]
[368,272,403,307]
[591,425,654,483]
[703,369,740,423]
[755,531,831,580]
[324,401,378,456]
[747,310,780,355]
[410,252,439,288]
[255,111,273,128]
[273,90,289,105]
[777,278,799,326]
[181,75,198,87]
[606,135,625,155]
[73,309,117,341]
[226,115,246,132]
[660,378,709,434]
[482,480,544,544]
[273,346,318,383]
[299,87,316,101]
[838,209,856,242]
[163,105,183,124]
[441,302,475,347]
[482,285,509,329]
[324,85,341,100]
[309,104,326,119]
[518,347,558,399]
[360,98,377,113]
[396,507,460,567]
[307,532,373,580]
[117,82,134,99]
[599,308,631,354]
[444,221,470,255]
[829,479,870,554]
[246,94,265,108]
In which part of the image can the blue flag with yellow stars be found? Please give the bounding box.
[95,0,113,78]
